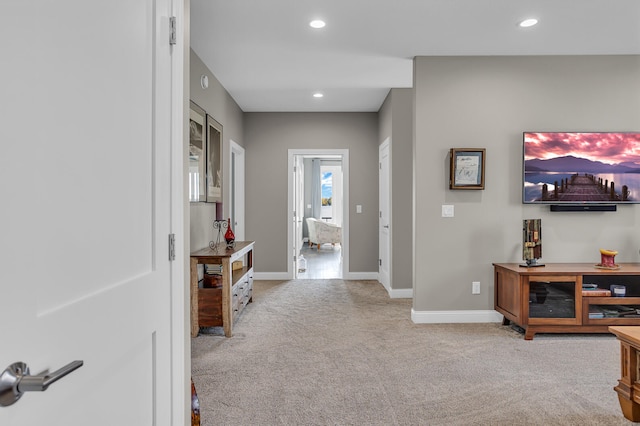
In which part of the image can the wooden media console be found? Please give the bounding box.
[494,263,640,340]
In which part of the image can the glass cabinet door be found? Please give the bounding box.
[526,276,579,324]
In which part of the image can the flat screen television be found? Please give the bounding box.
[523,132,640,205]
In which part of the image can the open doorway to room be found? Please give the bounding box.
[288,149,349,280]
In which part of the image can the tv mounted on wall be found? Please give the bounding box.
[523,132,640,206]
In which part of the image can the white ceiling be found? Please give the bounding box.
[191,0,640,113]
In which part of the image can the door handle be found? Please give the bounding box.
[0,360,83,407]
[383,225,389,229]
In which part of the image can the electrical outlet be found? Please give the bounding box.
[472,281,480,294]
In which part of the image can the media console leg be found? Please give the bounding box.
[502,317,510,326]
[524,328,535,340]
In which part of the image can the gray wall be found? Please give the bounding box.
[379,88,414,291]
[413,55,640,312]
[244,112,379,273]
[189,49,244,251]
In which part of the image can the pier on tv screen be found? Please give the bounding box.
[523,132,640,204]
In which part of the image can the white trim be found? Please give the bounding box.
[411,309,503,324]
[343,272,378,280]
[288,149,349,280]
[254,272,291,280]
[254,271,379,281]
[171,0,187,424]
[389,288,413,299]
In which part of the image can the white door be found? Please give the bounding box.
[0,1,179,424]
[379,139,391,290]
[231,140,246,240]
[293,156,305,276]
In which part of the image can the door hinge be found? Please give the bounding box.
[379,259,382,266]
[169,234,176,261]
[169,17,177,45]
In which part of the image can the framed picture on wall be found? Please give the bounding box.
[189,101,206,202]
[449,148,486,190]
[206,115,223,203]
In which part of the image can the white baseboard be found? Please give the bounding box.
[253,272,291,280]
[253,271,380,281]
[343,272,379,280]
[388,288,413,299]
[411,309,503,324]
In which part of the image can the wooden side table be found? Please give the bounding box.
[190,241,254,337]
[609,326,640,421]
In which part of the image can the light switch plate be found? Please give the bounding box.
[442,205,454,217]
[356,205,362,213]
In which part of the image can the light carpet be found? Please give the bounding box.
[191,279,634,425]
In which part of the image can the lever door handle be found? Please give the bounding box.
[0,360,83,407]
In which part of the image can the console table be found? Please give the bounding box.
[190,241,254,337]
[609,326,640,421]
[494,263,640,340]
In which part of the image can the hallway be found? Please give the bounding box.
[297,242,342,279]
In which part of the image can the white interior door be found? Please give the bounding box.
[0,1,178,424]
[379,139,391,290]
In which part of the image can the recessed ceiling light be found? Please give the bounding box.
[309,20,326,29]
[313,93,324,98]
[519,18,538,28]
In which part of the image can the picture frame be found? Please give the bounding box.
[189,101,206,202]
[206,114,223,203]
[449,148,485,190]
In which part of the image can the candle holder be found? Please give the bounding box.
[209,220,228,250]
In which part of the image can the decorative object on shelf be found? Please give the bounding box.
[610,284,626,297]
[520,219,544,267]
[449,148,485,190]
[597,248,619,269]
[209,219,227,250]
[224,218,235,249]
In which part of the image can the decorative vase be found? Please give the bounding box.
[224,218,235,245]
[599,248,618,267]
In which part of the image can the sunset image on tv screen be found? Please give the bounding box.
[523,132,640,204]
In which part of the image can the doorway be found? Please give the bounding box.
[288,149,349,280]
[230,140,245,240]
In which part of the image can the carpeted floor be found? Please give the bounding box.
[191,279,636,425]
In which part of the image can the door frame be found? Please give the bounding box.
[287,149,349,280]
[172,1,188,423]
[230,139,246,240]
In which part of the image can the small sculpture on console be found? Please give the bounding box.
[599,248,618,268]
[209,219,227,250]
[520,219,544,267]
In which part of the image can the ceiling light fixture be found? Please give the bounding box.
[313,93,324,98]
[519,18,538,28]
[309,20,326,29]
